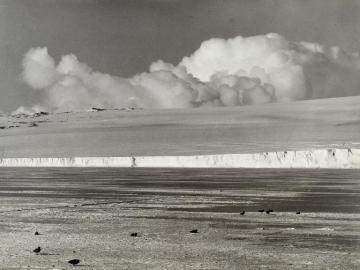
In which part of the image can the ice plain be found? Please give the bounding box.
[0,168,359,269]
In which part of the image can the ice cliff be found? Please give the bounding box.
[0,148,359,168]
[0,157,131,167]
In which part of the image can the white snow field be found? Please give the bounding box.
[0,96,360,167]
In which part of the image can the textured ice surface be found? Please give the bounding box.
[0,168,359,269]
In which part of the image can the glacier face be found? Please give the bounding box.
[0,148,359,168]
[0,157,132,167]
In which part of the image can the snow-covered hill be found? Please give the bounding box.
[1,96,360,165]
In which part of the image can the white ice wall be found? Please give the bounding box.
[0,148,359,168]
[0,157,132,167]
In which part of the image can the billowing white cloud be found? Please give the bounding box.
[22,47,58,89]
[20,33,360,112]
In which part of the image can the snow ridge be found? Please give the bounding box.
[0,148,359,168]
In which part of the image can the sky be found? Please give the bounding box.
[1,0,360,111]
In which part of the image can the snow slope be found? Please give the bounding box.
[0,148,359,168]
[0,96,359,164]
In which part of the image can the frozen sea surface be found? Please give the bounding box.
[0,168,359,269]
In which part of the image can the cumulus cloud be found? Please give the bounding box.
[20,33,360,112]
[22,47,58,90]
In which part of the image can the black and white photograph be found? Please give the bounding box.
[0,0,359,269]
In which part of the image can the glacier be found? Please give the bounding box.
[0,148,359,168]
